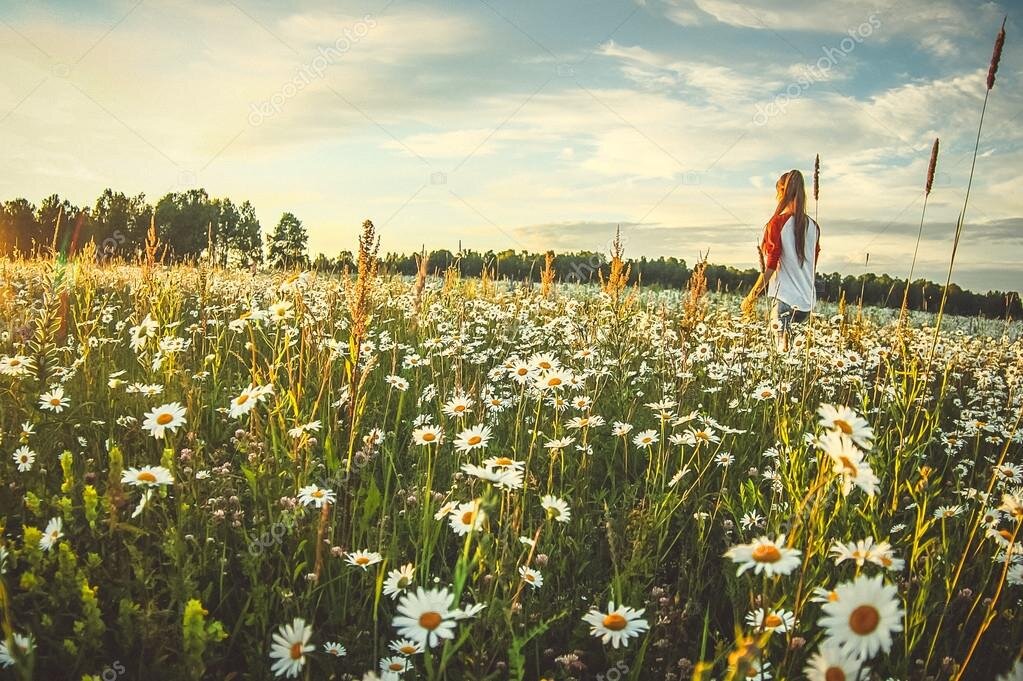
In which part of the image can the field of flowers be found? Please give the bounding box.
[0,235,1022,681]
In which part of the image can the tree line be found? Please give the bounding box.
[1,189,1018,318]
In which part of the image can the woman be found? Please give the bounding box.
[742,169,820,351]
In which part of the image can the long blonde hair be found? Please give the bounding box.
[768,169,811,266]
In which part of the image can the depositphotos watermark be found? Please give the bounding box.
[248,14,377,126]
[753,13,881,126]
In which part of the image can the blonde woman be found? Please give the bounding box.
[742,169,820,350]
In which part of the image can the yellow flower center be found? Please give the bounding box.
[50,398,61,406]
[236,393,250,405]
[461,510,475,525]
[548,377,562,386]
[752,544,781,563]
[454,405,466,413]
[289,642,304,660]
[156,413,174,426]
[848,605,880,635]
[400,645,416,654]
[311,490,324,498]
[419,611,442,630]
[825,667,846,681]
[838,456,858,477]
[389,662,404,671]
[467,436,482,446]
[834,419,853,435]
[495,457,513,466]
[602,613,627,631]
[137,471,157,483]
[517,368,528,376]
[355,556,370,565]
[422,432,436,442]
[764,614,783,628]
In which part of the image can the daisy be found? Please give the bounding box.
[544,437,575,452]
[745,608,796,633]
[392,586,458,649]
[12,446,35,472]
[441,396,473,418]
[535,369,573,391]
[298,484,336,508]
[507,362,535,384]
[803,643,865,681]
[383,563,416,599]
[817,432,878,497]
[818,404,874,449]
[267,301,294,324]
[449,501,486,536]
[323,641,347,657]
[724,534,801,577]
[39,387,70,413]
[121,465,174,487]
[346,550,383,570]
[0,632,32,669]
[453,425,491,452]
[229,385,261,418]
[379,656,411,674]
[611,422,634,437]
[483,455,524,470]
[0,355,34,377]
[519,565,543,589]
[142,402,187,439]
[582,601,650,649]
[269,617,314,678]
[389,638,423,656]
[632,429,659,448]
[411,425,444,445]
[540,495,571,523]
[819,574,903,659]
[39,517,63,551]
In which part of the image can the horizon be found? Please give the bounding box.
[2,0,1021,291]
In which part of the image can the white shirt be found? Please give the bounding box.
[768,215,819,312]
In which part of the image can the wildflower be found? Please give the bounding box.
[0,632,32,669]
[121,465,174,487]
[745,608,796,633]
[818,404,874,449]
[267,301,294,324]
[383,563,415,599]
[453,425,491,452]
[582,601,650,649]
[389,638,423,656]
[323,642,347,657]
[819,574,903,658]
[229,385,261,418]
[442,396,473,418]
[269,617,314,678]
[12,446,35,472]
[817,432,878,497]
[346,550,383,570]
[412,425,443,445]
[298,484,336,508]
[724,534,801,577]
[519,565,543,589]
[449,501,486,536]
[380,657,410,674]
[39,517,63,551]
[39,387,70,413]
[632,429,659,448]
[540,495,571,523]
[612,422,634,437]
[142,402,187,439]
[392,586,458,648]
[803,643,865,681]
[0,355,34,377]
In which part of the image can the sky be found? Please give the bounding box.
[1,0,1021,292]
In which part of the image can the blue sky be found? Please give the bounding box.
[1,0,1021,290]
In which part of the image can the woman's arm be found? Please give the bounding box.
[745,267,776,302]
